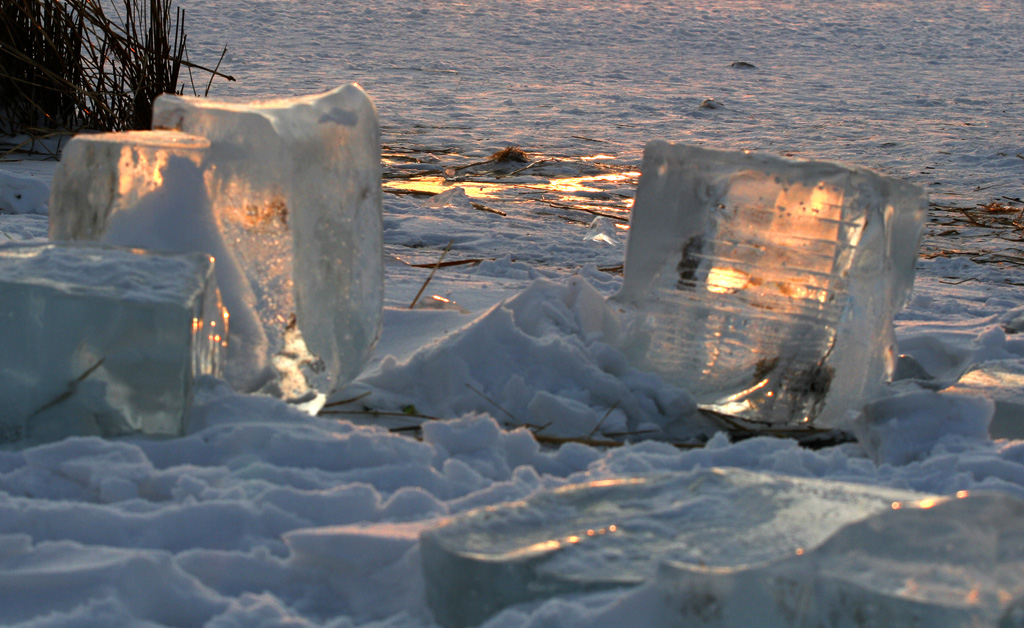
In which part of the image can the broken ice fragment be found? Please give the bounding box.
[612,142,927,426]
[584,216,619,245]
[151,84,383,398]
[420,468,928,628]
[657,491,1024,628]
[426,187,473,210]
[0,243,224,445]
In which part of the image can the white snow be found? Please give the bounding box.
[2,0,1024,625]
[0,170,49,215]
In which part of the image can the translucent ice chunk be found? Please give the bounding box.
[419,468,928,628]
[48,130,210,240]
[0,243,225,445]
[151,84,384,397]
[49,84,384,397]
[656,491,1024,628]
[584,216,619,245]
[48,131,269,392]
[612,142,927,426]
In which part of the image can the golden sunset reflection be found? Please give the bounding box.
[501,523,622,561]
[384,172,638,203]
[705,266,750,294]
[384,177,502,199]
[541,171,640,196]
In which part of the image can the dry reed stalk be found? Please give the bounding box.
[0,0,231,143]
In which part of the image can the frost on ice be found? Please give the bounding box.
[0,243,224,445]
[612,141,928,426]
[49,84,384,398]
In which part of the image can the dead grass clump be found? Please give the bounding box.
[979,201,1018,214]
[489,145,529,163]
[0,0,231,144]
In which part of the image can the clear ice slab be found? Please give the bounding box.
[152,84,384,397]
[612,142,928,426]
[0,243,224,445]
[49,84,383,397]
[49,130,268,392]
[657,491,1024,628]
[419,467,929,628]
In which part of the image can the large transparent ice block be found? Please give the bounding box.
[419,468,928,628]
[48,130,211,240]
[0,243,224,445]
[612,142,927,426]
[49,84,383,397]
[49,130,269,392]
[152,84,384,397]
[656,491,1024,628]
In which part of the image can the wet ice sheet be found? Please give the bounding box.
[181,0,1024,209]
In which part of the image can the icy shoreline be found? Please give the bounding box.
[3,0,1024,624]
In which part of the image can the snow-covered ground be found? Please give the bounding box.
[2,0,1024,625]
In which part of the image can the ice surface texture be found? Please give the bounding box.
[49,85,383,397]
[420,467,928,628]
[0,243,224,445]
[151,84,384,397]
[613,141,927,426]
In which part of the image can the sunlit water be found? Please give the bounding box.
[177,0,1024,209]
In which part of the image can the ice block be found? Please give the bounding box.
[152,84,384,397]
[48,130,210,240]
[612,142,927,426]
[49,131,269,392]
[420,468,928,628]
[656,491,1024,628]
[49,84,384,398]
[0,243,225,445]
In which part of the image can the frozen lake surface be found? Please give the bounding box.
[184,0,1024,207]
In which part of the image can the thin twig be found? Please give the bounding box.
[204,45,228,96]
[320,408,445,422]
[319,390,372,410]
[587,401,619,440]
[395,257,486,269]
[465,383,519,423]
[28,357,106,418]
[409,239,453,309]
[470,202,507,216]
